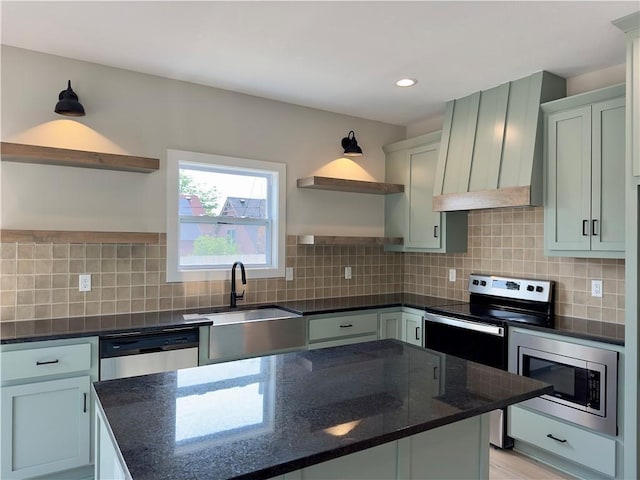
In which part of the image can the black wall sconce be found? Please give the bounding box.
[55,80,85,116]
[341,130,363,157]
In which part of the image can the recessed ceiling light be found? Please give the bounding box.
[395,78,417,87]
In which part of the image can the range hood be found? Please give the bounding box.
[432,71,566,212]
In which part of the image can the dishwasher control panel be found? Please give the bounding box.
[100,329,199,358]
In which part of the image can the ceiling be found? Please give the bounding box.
[1,1,638,126]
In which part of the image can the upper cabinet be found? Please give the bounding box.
[384,132,467,253]
[613,12,640,178]
[543,84,625,258]
[433,71,566,211]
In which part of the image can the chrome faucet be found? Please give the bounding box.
[230,261,246,308]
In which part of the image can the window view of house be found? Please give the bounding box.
[178,165,271,269]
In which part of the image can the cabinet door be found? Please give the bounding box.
[379,312,402,340]
[402,313,423,346]
[591,97,626,252]
[407,144,441,249]
[545,106,592,252]
[1,376,91,479]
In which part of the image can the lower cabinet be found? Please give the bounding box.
[1,376,91,479]
[272,414,490,480]
[379,309,423,346]
[308,312,379,349]
[401,311,423,346]
[509,405,617,478]
[0,337,98,480]
[95,406,127,480]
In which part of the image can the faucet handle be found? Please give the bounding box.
[237,289,245,300]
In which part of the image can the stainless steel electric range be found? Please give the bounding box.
[423,273,554,448]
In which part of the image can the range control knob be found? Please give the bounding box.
[527,285,535,292]
[536,286,544,293]
[480,280,487,286]
[472,279,479,286]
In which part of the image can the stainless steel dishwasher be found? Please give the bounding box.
[99,328,199,380]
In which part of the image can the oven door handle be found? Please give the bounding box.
[423,314,504,337]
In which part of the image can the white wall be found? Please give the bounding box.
[0,46,405,235]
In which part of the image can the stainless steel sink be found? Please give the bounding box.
[184,308,306,361]
[202,307,301,325]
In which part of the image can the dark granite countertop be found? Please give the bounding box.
[93,339,552,480]
[0,293,624,346]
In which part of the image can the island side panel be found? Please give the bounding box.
[271,413,490,480]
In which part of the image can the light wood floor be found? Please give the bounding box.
[490,448,576,479]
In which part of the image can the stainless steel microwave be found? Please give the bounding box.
[509,331,618,436]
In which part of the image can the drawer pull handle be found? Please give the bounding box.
[83,393,87,413]
[433,366,438,380]
[582,220,589,236]
[546,433,567,443]
[433,226,439,238]
[36,359,59,366]
[415,327,420,340]
[592,219,599,236]
[339,324,353,328]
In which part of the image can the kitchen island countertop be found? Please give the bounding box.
[93,339,551,480]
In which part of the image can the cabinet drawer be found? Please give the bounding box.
[1,343,92,381]
[508,405,616,477]
[309,313,378,342]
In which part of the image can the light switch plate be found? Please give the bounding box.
[345,266,352,280]
[449,269,456,282]
[285,267,294,281]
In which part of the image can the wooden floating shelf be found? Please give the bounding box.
[0,142,159,173]
[0,230,162,244]
[297,176,404,195]
[296,235,403,246]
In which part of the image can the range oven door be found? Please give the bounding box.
[423,313,507,370]
[423,312,511,449]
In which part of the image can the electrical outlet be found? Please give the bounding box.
[345,266,352,280]
[79,274,91,292]
[591,280,603,298]
[449,269,456,282]
[285,267,294,281]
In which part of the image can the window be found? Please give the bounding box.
[167,150,286,282]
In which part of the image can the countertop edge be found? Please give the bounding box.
[1,295,624,347]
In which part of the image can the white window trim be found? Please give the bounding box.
[166,149,286,282]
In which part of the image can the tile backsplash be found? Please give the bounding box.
[0,206,625,324]
[404,207,625,323]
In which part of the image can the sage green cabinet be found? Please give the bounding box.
[379,309,423,346]
[543,85,626,258]
[95,406,128,480]
[401,311,423,346]
[1,377,91,479]
[0,337,98,480]
[379,311,402,340]
[384,132,468,253]
[433,71,566,211]
[307,311,378,349]
[271,414,489,480]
